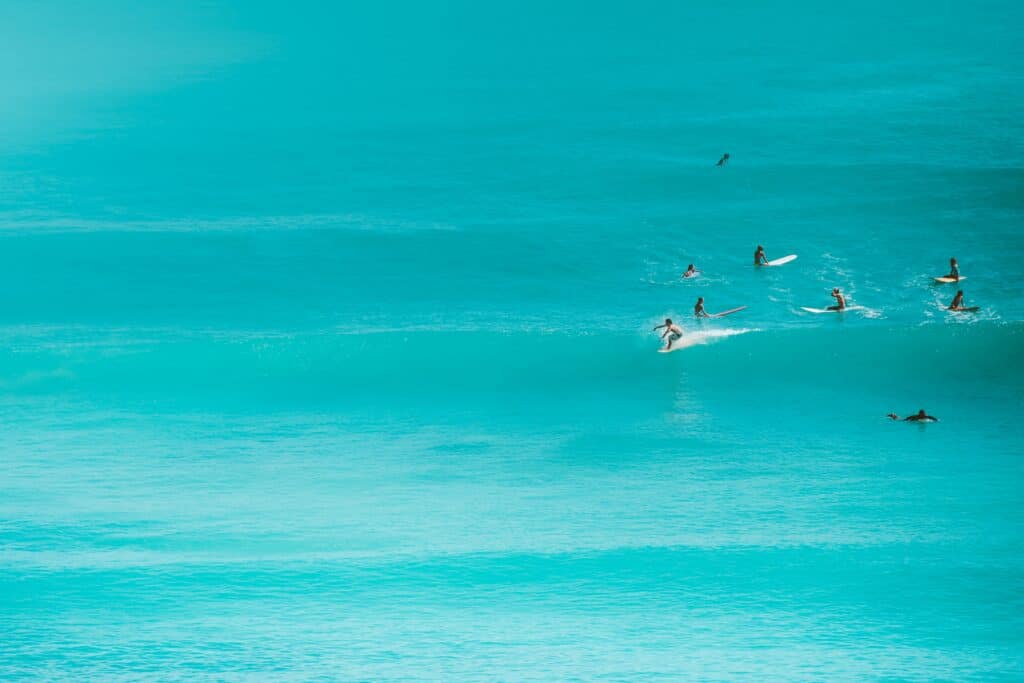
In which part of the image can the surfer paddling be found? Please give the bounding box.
[653,318,684,351]
[694,297,710,318]
[888,409,938,423]
[754,245,768,266]
[827,288,846,311]
[716,153,730,167]
[682,264,699,279]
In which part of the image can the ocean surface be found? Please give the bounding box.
[2,1,1023,680]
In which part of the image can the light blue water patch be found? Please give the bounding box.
[2,0,1024,680]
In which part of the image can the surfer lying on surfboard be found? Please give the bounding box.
[828,288,846,311]
[888,409,938,423]
[682,264,699,279]
[653,318,684,350]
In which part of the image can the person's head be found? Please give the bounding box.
[832,287,840,294]
[951,257,957,264]
[665,318,672,325]
[697,297,704,304]
[918,409,927,417]
[956,290,964,297]
[756,245,763,251]
[723,153,730,158]
[687,264,694,270]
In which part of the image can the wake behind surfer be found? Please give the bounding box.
[653,318,684,350]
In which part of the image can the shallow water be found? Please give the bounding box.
[2,1,1023,680]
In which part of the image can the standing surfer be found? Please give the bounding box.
[653,318,684,351]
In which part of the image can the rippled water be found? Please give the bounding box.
[2,1,1023,680]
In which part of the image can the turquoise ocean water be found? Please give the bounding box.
[2,2,1024,679]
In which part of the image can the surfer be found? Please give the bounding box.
[653,318,684,350]
[888,409,938,423]
[946,257,960,282]
[682,264,699,279]
[716,153,730,167]
[694,297,710,318]
[949,290,966,310]
[827,288,846,311]
[754,245,768,266]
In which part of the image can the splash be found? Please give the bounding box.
[663,327,758,352]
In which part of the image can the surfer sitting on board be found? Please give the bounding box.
[694,297,710,318]
[888,409,938,423]
[653,318,684,350]
[716,153,729,167]
[827,288,846,311]
[949,290,966,310]
[946,257,960,282]
[682,264,698,279]
[754,245,768,266]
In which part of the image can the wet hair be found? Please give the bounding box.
[956,290,964,296]
[665,318,672,324]
[697,297,704,303]
[687,264,694,270]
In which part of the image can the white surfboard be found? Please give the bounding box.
[682,271,701,279]
[934,276,966,284]
[765,254,797,267]
[801,305,864,314]
[657,346,684,353]
[711,306,746,318]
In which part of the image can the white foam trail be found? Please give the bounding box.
[673,327,758,349]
